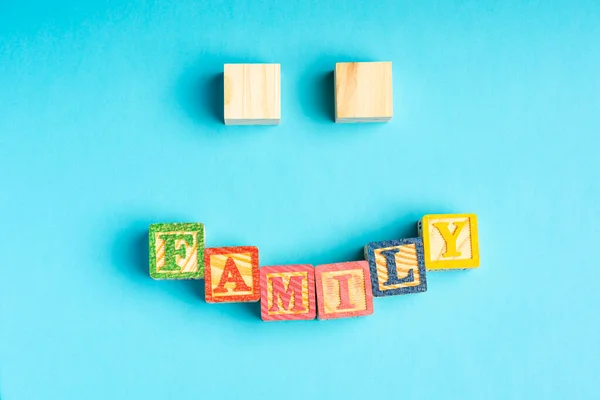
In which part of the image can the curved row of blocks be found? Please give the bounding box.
[149,213,480,321]
[224,61,393,124]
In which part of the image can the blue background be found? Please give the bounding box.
[1,1,599,399]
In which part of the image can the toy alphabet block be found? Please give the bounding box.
[364,238,427,297]
[149,222,205,280]
[260,265,316,322]
[418,213,480,270]
[224,63,281,125]
[205,246,260,302]
[334,61,392,123]
[315,261,374,320]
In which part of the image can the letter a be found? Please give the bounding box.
[269,275,306,312]
[432,221,467,257]
[213,257,252,293]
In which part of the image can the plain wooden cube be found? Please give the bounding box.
[223,63,281,125]
[334,61,393,123]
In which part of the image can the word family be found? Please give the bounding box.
[149,213,480,321]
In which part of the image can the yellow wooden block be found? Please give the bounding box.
[334,61,393,123]
[224,63,281,125]
[418,214,480,270]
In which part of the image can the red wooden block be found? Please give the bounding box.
[260,265,316,322]
[205,246,260,303]
[315,261,374,320]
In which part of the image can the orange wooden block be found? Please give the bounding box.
[260,265,316,321]
[315,261,374,320]
[204,246,260,303]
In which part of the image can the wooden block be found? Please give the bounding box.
[260,265,316,322]
[149,222,205,280]
[418,213,480,270]
[205,246,260,303]
[364,238,427,297]
[224,63,281,125]
[334,61,392,123]
[315,261,374,320]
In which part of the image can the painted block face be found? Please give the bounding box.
[315,261,374,320]
[419,214,480,270]
[364,238,427,297]
[334,61,393,123]
[205,246,260,303]
[149,222,205,280]
[260,265,316,322]
[224,63,281,125]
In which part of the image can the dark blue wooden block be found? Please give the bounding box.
[364,238,428,297]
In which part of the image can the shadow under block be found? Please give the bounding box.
[205,246,261,303]
[418,213,480,270]
[315,261,374,320]
[334,61,393,123]
[260,265,316,322]
[149,222,205,280]
[223,63,281,125]
[364,238,427,297]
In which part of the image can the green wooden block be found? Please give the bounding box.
[149,222,205,280]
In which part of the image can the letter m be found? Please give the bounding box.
[268,275,306,313]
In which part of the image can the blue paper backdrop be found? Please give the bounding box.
[1,1,599,399]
